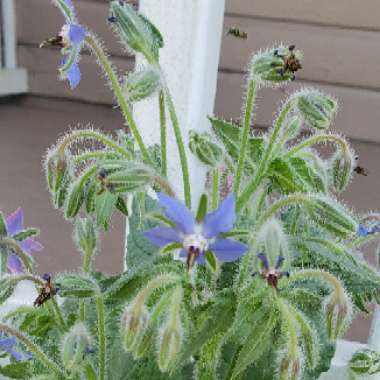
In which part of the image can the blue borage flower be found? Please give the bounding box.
[0,336,33,361]
[254,253,290,289]
[48,0,86,89]
[357,223,380,237]
[5,208,43,273]
[144,193,247,269]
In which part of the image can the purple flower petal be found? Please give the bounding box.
[275,255,285,270]
[64,0,74,8]
[144,227,181,247]
[258,253,269,270]
[209,238,247,263]
[179,249,187,258]
[20,238,44,254]
[195,254,205,265]
[203,193,236,239]
[67,63,81,89]
[68,24,86,45]
[7,254,23,274]
[0,337,16,352]
[157,193,195,234]
[6,208,24,236]
[357,224,369,237]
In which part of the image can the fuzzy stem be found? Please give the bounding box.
[233,79,257,195]
[159,90,168,177]
[285,133,349,159]
[85,34,153,166]
[73,151,120,165]
[79,248,93,321]
[0,323,67,378]
[168,286,182,328]
[237,102,292,211]
[212,168,220,210]
[0,238,33,272]
[164,87,191,208]
[96,296,106,380]
[0,246,8,275]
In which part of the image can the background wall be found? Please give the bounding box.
[0,0,379,342]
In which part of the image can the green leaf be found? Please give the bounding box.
[116,196,129,217]
[0,361,32,379]
[196,193,208,223]
[56,274,99,298]
[65,180,86,219]
[12,228,39,242]
[0,212,8,237]
[205,250,218,273]
[161,242,182,255]
[95,191,118,228]
[232,312,276,378]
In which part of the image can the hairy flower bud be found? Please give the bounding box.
[324,291,352,340]
[110,1,163,63]
[121,305,149,351]
[189,131,224,167]
[278,353,303,380]
[124,66,162,102]
[250,45,302,86]
[330,147,355,193]
[292,89,337,130]
[74,217,98,256]
[61,323,91,370]
[46,151,70,193]
[157,326,182,372]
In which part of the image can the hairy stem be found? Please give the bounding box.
[96,296,106,380]
[0,323,67,378]
[85,34,153,166]
[233,79,257,195]
[164,87,191,208]
[237,102,292,211]
[79,248,93,321]
[159,90,168,177]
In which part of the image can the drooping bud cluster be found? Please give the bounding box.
[278,352,303,380]
[189,131,224,167]
[330,143,355,192]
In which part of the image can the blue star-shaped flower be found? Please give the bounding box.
[0,337,33,361]
[144,193,247,268]
[5,208,43,273]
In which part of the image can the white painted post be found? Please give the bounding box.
[1,0,17,69]
[134,0,226,207]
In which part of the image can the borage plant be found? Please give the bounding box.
[0,1,379,379]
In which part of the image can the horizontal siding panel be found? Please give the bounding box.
[18,46,133,105]
[215,71,380,144]
[16,0,127,58]
[221,17,380,91]
[226,0,380,30]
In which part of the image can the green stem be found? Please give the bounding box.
[159,90,168,177]
[96,296,106,380]
[164,87,191,208]
[0,323,67,378]
[73,151,121,165]
[237,102,292,211]
[276,298,298,358]
[51,298,67,331]
[1,238,33,272]
[233,79,257,195]
[212,168,220,210]
[0,246,8,275]
[85,34,153,166]
[284,133,349,159]
[79,249,93,321]
[58,130,130,159]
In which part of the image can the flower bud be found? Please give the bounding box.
[110,1,162,63]
[121,305,149,351]
[45,151,70,193]
[124,66,162,102]
[74,217,98,256]
[350,348,380,375]
[330,147,355,192]
[132,329,154,359]
[279,353,303,380]
[157,326,182,372]
[250,45,302,86]
[324,292,352,340]
[292,89,337,130]
[61,323,91,370]
[189,131,224,167]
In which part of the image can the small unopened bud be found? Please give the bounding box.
[61,323,91,370]
[121,305,149,351]
[157,326,182,372]
[330,147,354,192]
[124,66,162,102]
[324,292,352,340]
[189,131,224,167]
[133,329,154,359]
[279,354,303,380]
[74,218,98,256]
[292,89,337,130]
[250,45,302,86]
